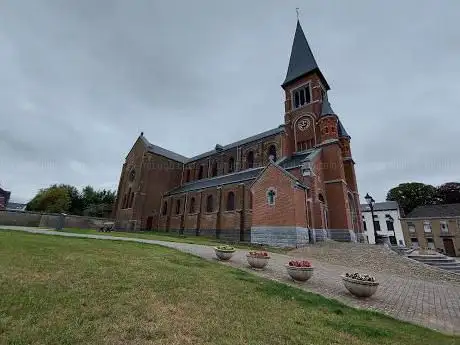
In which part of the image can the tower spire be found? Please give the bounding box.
[321,92,336,117]
[282,20,329,90]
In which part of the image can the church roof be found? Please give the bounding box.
[282,21,330,90]
[140,135,188,163]
[139,125,285,164]
[278,148,321,170]
[250,161,307,190]
[187,126,284,162]
[166,167,264,196]
[338,119,350,138]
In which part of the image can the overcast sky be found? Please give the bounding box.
[1,0,459,203]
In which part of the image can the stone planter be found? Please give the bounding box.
[341,275,379,298]
[246,254,270,269]
[214,248,235,261]
[285,265,314,282]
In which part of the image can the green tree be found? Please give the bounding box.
[386,182,438,215]
[26,186,71,213]
[27,184,116,217]
[56,184,84,215]
[437,182,460,204]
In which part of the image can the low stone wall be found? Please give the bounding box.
[0,210,112,230]
[251,226,309,248]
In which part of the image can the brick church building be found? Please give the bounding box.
[114,20,363,246]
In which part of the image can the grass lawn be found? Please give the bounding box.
[0,231,457,345]
[59,227,289,253]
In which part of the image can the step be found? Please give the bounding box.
[409,256,455,263]
[424,262,460,268]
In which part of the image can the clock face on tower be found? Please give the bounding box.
[297,118,310,131]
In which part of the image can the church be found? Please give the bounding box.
[114,20,363,246]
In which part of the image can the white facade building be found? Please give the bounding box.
[360,201,406,246]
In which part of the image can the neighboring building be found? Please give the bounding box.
[360,201,405,246]
[6,202,27,211]
[0,187,11,210]
[114,20,363,246]
[401,204,460,257]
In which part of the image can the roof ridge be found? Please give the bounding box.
[186,126,284,162]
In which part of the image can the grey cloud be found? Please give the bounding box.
[0,0,459,203]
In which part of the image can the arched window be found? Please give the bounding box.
[122,194,127,209]
[247,151,254,169]
[226,192,235,211]
[268,145,277,162]
[267,188,276,206]
[318,194,325,203]
[127,188,132,208]
[228,157,235,173]
[189,197,196,213]
[185,169,191,182]
[318,194,328,229]
[198,165,204,180]
[175,199,181,214]
[211,161,218,177]
[206,195,214,213]
[248,192,253,209]
[129,192,134,208]
[162,201,168,216]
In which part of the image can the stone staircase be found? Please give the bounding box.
[408,253,460,274]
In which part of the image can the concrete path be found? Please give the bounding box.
[2,226,460,335]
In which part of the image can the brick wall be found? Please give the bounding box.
[252,165,297,227]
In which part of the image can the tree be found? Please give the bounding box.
[437,182,460,204]
[26,186,71,213]
[56,184,85,215]
[27,184,116,217]
[386,182,438,215]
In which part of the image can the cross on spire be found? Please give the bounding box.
[296,7,300,20]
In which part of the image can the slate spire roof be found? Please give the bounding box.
[320,92,336,117]
[338,120,350,138]
[282,20,330,90]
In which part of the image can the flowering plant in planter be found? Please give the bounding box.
[288,260,312,268]
[285,260,314,282]
[214,245,235,261]
[247,251,270,269]
[215,245,235,252]
[344,272,376,282]
[248,251,269,258]
[342,272,379,298]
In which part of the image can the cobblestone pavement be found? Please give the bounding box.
[2,226,460,335]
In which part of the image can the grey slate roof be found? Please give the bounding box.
[186,126,284,162]
[139,125,285,164]
[282,21,330,90]
[279,148,321,170]
[6,202,27,211]
[338,120,350,138]
[360,201,399,212]
[166,167,264,196]
[405,204,460,218]
[320,93,336,117]
[147,144,188,163]
[140,135,188,163]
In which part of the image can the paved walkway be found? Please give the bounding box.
[2,226,460,335]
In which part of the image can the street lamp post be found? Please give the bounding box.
[364,193,379,244]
